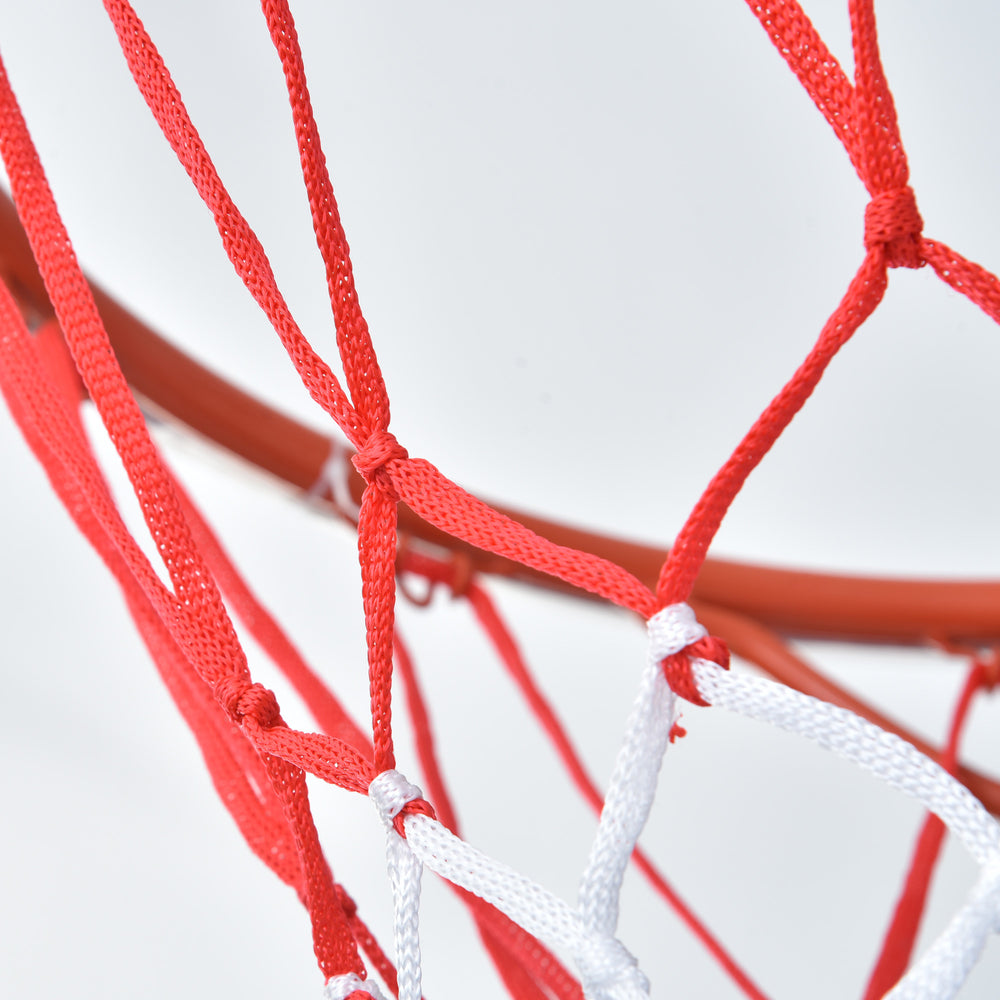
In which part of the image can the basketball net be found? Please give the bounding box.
[1,2,1000,998]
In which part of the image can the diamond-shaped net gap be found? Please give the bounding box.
[2,1,1000,998]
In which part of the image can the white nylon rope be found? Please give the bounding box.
[886,856,1000,1000]
[689,663,1000,871]
[691,658,1000,1000]
[369,769,650,999]
[368,770,426,1000]
[352,604,1000,1000]
[323,972,389,1000]
[379,607,708,1000]
[402,812,647,1000]
[577,605,698,937]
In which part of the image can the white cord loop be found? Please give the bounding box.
[323,971,389,1000]
[646,601,707,661]
[575,934,650,1000]
[356,615,1000,1000]
[369,768,424,829]
[578,603,703,949]
[400,810,647,1000]
[377,605,705,999]
[692,659,1000,1000]
[690,663,1000,865]
[368,770,426,1000]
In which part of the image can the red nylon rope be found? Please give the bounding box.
[102,0,659,793]
[659,0,917,613]
[744,1,859,173]
[0,42,366,984]
[261,0,404,775]
[656,254,886,608]
[4,291,409,989]
[338,887,403,999]
[104,0,405,777]
[2,313,308,891]
[393,630,585,1000]
[649,0,1000,678]
[0,269,367,972]
[261,0,389,436]
[393,459,656,616]
[921,240,1000,327]
[102,0,361,442]
[98,0,1000,990]
[745,0,1000,335]
[174,479,375,758]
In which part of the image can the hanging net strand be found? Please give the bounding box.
[660,0,927,618]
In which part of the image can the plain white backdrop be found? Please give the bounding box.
[2,2,1000,997]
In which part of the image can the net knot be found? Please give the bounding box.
[352,429,408,500]
[214,675,281,729]
[576,933,649,1000]
[369,768,436,838]
[648,603,728,706]
[334,884,358,919]
[864,187,924,268]
[323,972,389,1000]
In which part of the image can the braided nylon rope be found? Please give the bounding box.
[691,661,1000,1000]
[374,609,1000,1000]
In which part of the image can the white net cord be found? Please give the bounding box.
[323,971,389,1000]
[359,605,1000,1000]
[691,658,1000,1000]
[368,770,427,1000]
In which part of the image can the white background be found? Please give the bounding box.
[2,2,1000,998]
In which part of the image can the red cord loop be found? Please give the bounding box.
[661,635,730,707]
[864,187,924,269]
[352,429,408,500]
[392,797,437,838]
[215,675,281,728]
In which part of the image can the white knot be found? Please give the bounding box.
[369,769,423,831]
[577,933,650,1000]
[646,602,706,660]
[323,971,389,1000]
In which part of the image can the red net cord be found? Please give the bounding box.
[11,304,409,992]
[0,42,366,984]
[0,268,365,975]
[3,313,309,890]
[393,629,585,1000]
